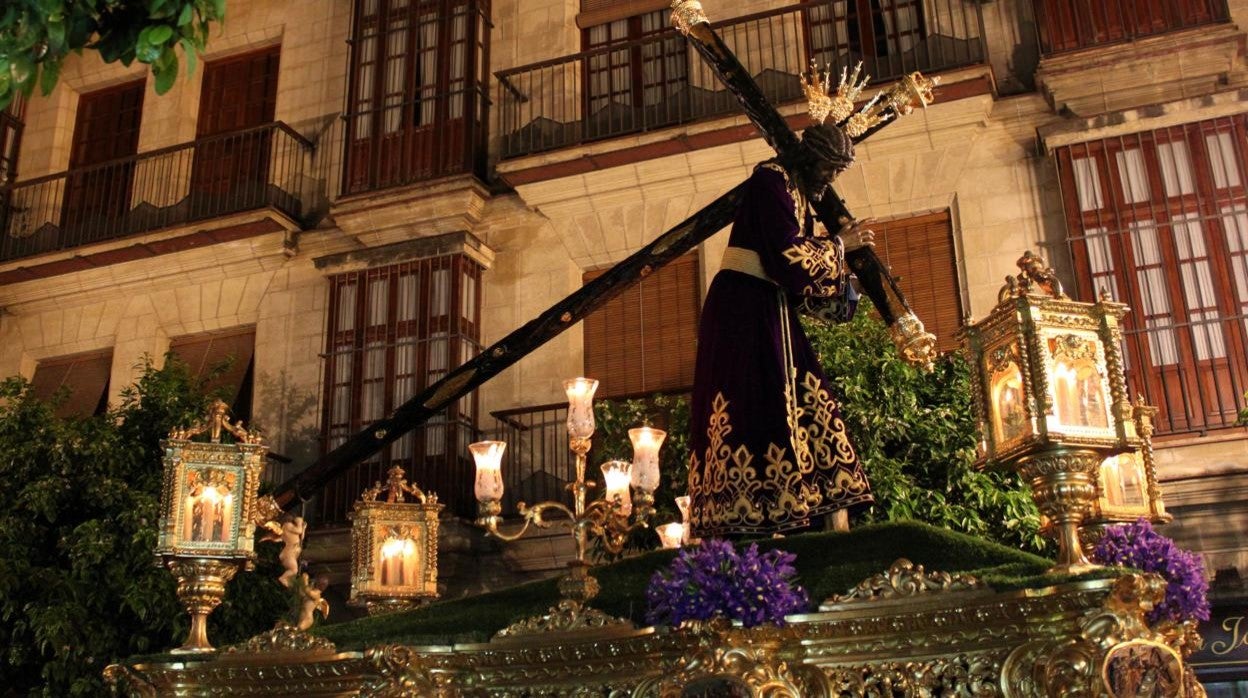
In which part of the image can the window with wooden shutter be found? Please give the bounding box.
[319,255,483,521]
[192,46,281,216]
[804,0,927,72]
[1055,115,1248,436]
[583,251,700,398]
[63,81,144,231]
[169,327,257,421]
[1035,0,1227,55]
[868,210,964,353]
[30,350,113,419]
[343,0,490,195]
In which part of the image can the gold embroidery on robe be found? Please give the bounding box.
[688,374,871,535]
[781,240,844,296]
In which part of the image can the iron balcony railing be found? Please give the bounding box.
[1035,0,1230,56]
[0,122,314,263]
[496,0,985,159]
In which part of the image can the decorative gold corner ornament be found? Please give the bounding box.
[888,312,938,371]
[493,561,636,640]
[669,0,707,36]
[823,558,985,607]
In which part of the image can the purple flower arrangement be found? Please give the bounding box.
[1092,518,1211,624]
[645,539,810,629]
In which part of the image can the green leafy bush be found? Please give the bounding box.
[805,312,1046,554]
[0,0,225,110]
[0,356,289,696]
[592,392,691,553]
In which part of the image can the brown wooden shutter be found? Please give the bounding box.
[170,327,256,414]
[583,251,700,397]
[196,46,280,137]
[30,350,113,418]
[870,211,964,353]
[63,81,144,229]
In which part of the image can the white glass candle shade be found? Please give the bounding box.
[628,426,665,493]
[600,459,633,516]
[657,522,685,549]
[469,440,506,502]
[564,377,599,439]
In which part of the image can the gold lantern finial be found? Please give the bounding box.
[349,465,442,615]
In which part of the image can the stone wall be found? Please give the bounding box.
[0,0,1245,592]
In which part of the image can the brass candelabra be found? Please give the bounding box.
[470,378,663,640]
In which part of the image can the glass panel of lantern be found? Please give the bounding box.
[156,437,266,561]
[1041,330,1114,437]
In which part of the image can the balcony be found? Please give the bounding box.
[0,122,314,263]
[496,0,985,160]
[1035,0,1230,55]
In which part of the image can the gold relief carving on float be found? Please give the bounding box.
[648,621,817,698]
[824,558,985,606]
[362,645,460,698]
[826,653,1004,697]
[221,621,338,655]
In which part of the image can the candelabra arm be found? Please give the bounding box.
[482,501,577,543]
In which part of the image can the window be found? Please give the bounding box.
[1036,0,1227,55]
[0,92,24,185]
[169,327,257,422]
[343,0,489,194]
[63,81,144,232]
[192,47,280,217]
[1056,116,1248,435]
[30,350,112,418]
[581,9,688,139]
[320,255,482,521]
[869,210,964,353]
[583,251,700,397]
[806,0,925,68]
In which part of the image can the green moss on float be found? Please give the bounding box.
[311,520,1122,649]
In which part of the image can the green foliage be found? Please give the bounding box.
[311,521,1087,649]
[592,393,691,554]
[1238,391,1248,426]
[0,0,225,110]
[804,312,1048,555]
[0,356,288,696]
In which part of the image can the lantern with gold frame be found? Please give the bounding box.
[348,465,443,615]
[155,400,267,653]
[962,252,1140,574]
[1083,397,1171,547]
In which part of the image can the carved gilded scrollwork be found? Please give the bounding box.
[221,621,338,655]
[103,663,158,698]
[652,621,820,698]
[824,558,984,606]
[362,645,461,698]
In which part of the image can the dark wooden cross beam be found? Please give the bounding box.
[670,0,937,358]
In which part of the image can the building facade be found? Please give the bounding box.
[2,0,1247,687]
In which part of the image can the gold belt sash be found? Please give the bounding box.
[720,246,771,283]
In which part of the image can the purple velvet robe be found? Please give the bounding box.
[687,164,873,538]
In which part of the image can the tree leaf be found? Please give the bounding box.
[147,24,174,45]
[179,37,197,76]
[153,54,178,94]
[38,59,60,96]
[178,3,193,26]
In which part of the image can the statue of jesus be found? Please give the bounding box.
[687,122,874,538]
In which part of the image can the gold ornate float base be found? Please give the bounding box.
[108,559,1207,697]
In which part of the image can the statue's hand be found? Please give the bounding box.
[837,217,875,251]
